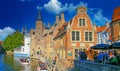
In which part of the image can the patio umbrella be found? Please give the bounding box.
[109,42,120,49]
[91,44,110,50]
[91,44,110,64]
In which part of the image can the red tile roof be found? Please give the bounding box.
[54,23,67,40]
[0,41,2,45]
[97,26,107,32]
[112,6,120,21]
[53,30,66,40]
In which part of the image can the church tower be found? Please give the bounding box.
[36,6,44,35]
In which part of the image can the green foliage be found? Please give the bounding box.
[3,31,24,51]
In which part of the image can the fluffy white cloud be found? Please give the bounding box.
[67,2,87,13]
[0,27,16,41]
[44,0,110,25]
[89,8,111,26]
[44,0,62,14]
[44,0,87,14]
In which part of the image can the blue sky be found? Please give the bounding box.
[0,0,120,41]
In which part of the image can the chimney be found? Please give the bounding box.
[60,12,65,24]
[56,14,59,24]
[93,23,96,31]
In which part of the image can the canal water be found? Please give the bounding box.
[0,53,37,71]
[0,53,22,71]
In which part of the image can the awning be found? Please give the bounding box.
[91,44,110,50]
[109,42,120,49]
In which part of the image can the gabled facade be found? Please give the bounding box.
[30,6,97,63]
[52,13,67,60]
[111,6,120,42]
[97,23,112,44]
[65,6,97,60]
[52,6,97,61]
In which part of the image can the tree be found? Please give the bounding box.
[3,31,24,51]
[0,44,4,53]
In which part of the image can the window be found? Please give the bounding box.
[72,31,75,41]
[33,32,35,35]
[85,32,93,41]
[89,32,92,41]
[79,18,86,26]
[85,32,88,41]
[75,49,78,59]
[76,31,80,41]
[72,31,80,41]
[37,51,39,54]
[101,39,103,43]
[75,49,85,59]
[105,39,108,43]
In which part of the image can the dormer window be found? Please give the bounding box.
[79,18,86,26]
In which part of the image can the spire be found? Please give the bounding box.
[37,6,42,20]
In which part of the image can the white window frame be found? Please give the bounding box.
[71,30,81,42]
[78,18,87,27]
[84,31,94,42]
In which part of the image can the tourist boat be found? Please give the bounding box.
[19,57,30,65]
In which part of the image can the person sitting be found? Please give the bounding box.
[97,52,104,63]
[109,55,118,65]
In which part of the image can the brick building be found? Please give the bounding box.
[30,7,45,58]
[111,6,120,42]
[30,6,98,64]
[52,6,97,61]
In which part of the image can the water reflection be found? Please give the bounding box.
[0,54,22,71]
[0,54,38,71]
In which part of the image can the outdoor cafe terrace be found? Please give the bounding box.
[78,42,120,65]
[73,42,120,71]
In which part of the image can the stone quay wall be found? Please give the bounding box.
[74,60,120,71]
